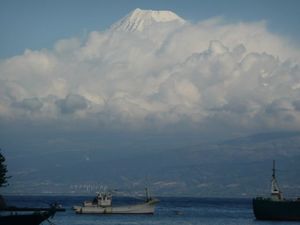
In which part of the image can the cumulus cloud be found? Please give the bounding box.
[55,94,88,114]
[14,97,43,112]
[0,10,300,135]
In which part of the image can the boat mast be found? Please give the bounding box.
[145,187,151,201]
[271,160,282,200]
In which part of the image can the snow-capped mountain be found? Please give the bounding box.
[111,8,186,32]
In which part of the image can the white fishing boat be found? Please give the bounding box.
[73,188,159,214]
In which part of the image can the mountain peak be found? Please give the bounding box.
[111,8,186,32]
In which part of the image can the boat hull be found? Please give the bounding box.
[75,200,158,215]
[253,198,300,221]
[0,212,52,225]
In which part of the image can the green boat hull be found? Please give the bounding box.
[253,198,300,221]
[0,212,52,225]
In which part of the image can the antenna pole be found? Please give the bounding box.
[272,160,276,179]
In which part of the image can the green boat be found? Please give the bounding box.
[0,205,65,225]
[253,161,300,221]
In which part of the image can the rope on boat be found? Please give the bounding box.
[47,219,56,225]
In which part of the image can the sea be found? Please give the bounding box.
[3,195,299,225]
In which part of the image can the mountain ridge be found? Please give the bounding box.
[111,8,186,32]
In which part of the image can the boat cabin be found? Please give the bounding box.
[83,192,112,207]
[95,192,112,207]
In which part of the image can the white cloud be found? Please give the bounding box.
[0,11,300,135]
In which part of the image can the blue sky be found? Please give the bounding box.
[1,0,300,196]
[1,0,300,58]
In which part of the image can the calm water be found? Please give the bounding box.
[4,196,299,225]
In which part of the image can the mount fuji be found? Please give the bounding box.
[111,8,186,32]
